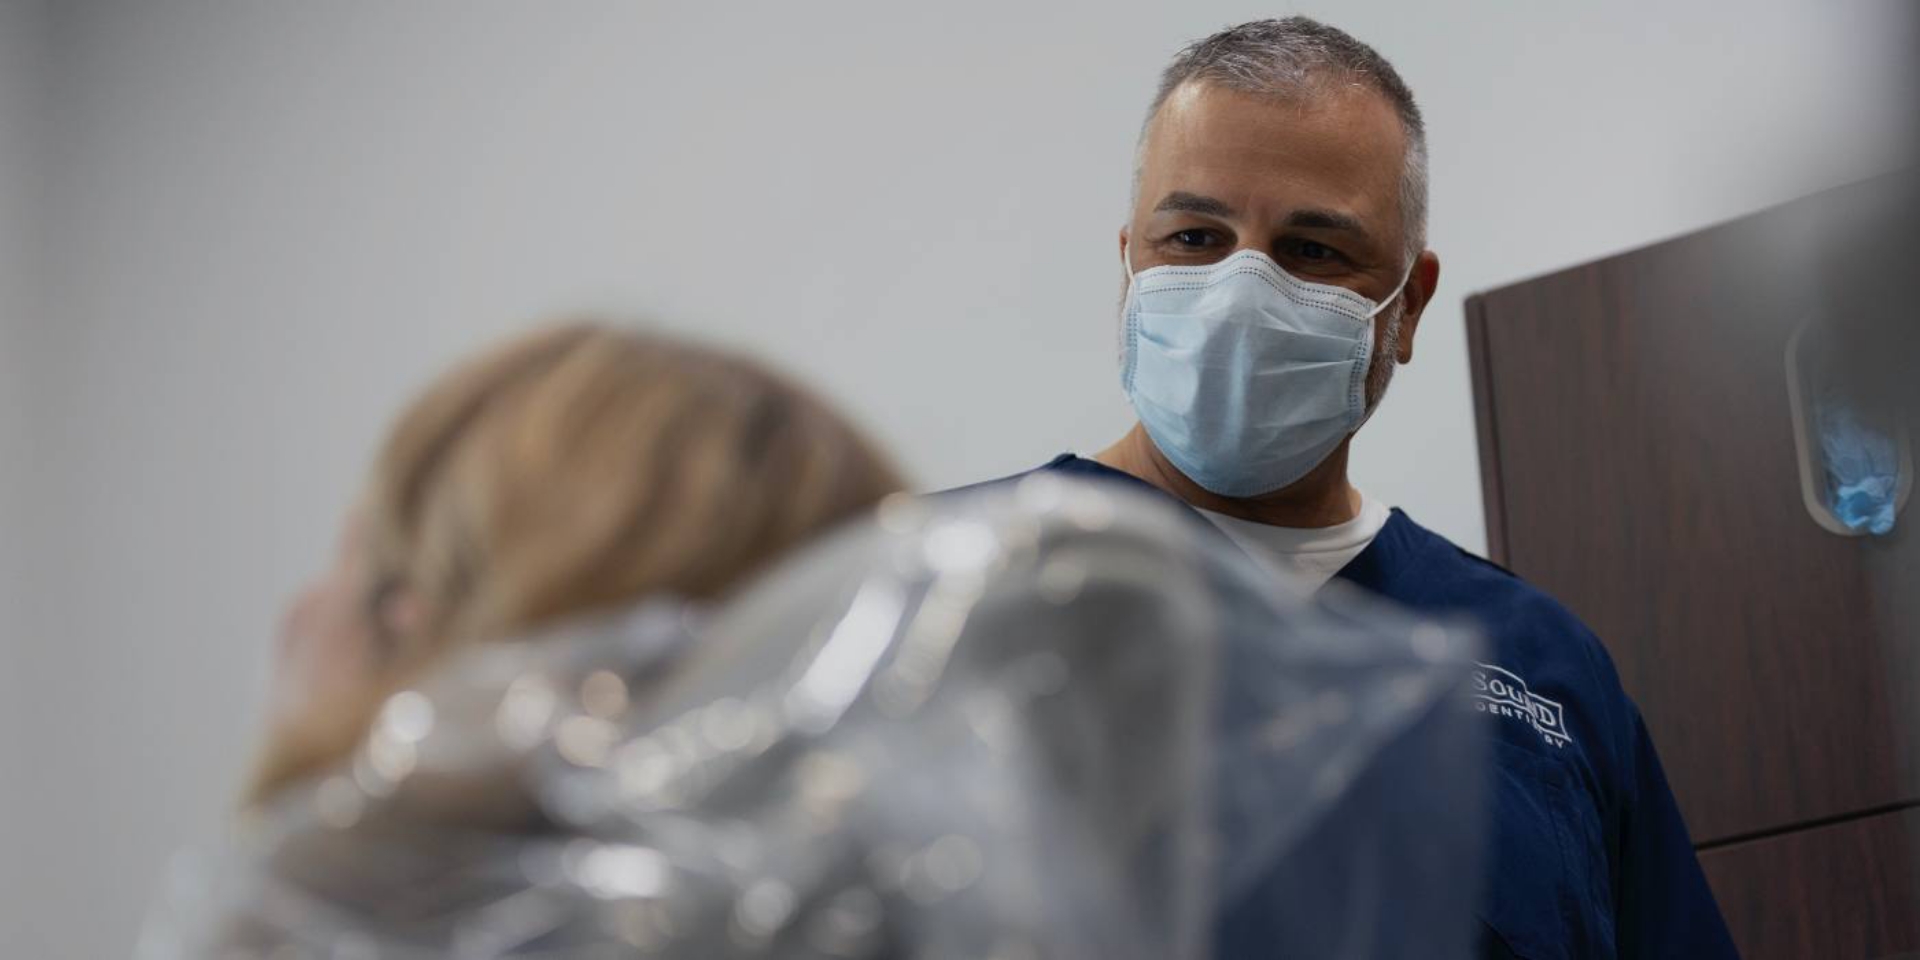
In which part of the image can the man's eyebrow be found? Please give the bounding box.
[1286,208,1374,242]
[1152,191,1236,217]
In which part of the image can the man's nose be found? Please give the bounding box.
[1227,242,1276,263]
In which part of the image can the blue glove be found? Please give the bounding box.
[1818,393,1901,535]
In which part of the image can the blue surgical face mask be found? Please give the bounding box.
[1119,247,1410,498]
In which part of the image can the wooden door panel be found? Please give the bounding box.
[1700,808,1920,960]
[1465,205,1916,844]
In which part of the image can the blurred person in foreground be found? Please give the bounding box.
[247,323,906,806]
[140,321,898,952]
[964,16,1737,959]
[139,320,1489,958]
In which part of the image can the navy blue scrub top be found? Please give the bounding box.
[1002,455,1740,960]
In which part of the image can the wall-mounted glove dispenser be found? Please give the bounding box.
[1786,321,1912,537]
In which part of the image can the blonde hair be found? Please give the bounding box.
[247,323,904,803]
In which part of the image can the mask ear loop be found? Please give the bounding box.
[1366,259,1418,319]
[1352,258,1421,431]
[1118,237,1140,388]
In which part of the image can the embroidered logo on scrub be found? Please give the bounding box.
[1472,663,1572,748]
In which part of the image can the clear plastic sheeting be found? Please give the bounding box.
[140,475,1486,960]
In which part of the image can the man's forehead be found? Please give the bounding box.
[1147,80,1406,157]
[1139,81,1406,221]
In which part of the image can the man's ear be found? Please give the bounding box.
[1395,250,1442,364]
[1117,226,1132,270]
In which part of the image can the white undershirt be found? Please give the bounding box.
[1195,491,1392,594]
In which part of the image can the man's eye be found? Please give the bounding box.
[1297,240,1339,261]
[1171,229,1216,248]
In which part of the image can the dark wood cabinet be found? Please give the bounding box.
[1701,809,1920,960]
[1467,196,1919,957]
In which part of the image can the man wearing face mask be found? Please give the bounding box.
[968,18,1740,960]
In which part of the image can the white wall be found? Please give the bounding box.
[17,0,1908,955]
[0,0,48,943]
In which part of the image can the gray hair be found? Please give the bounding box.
[1138,17,1430,262]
